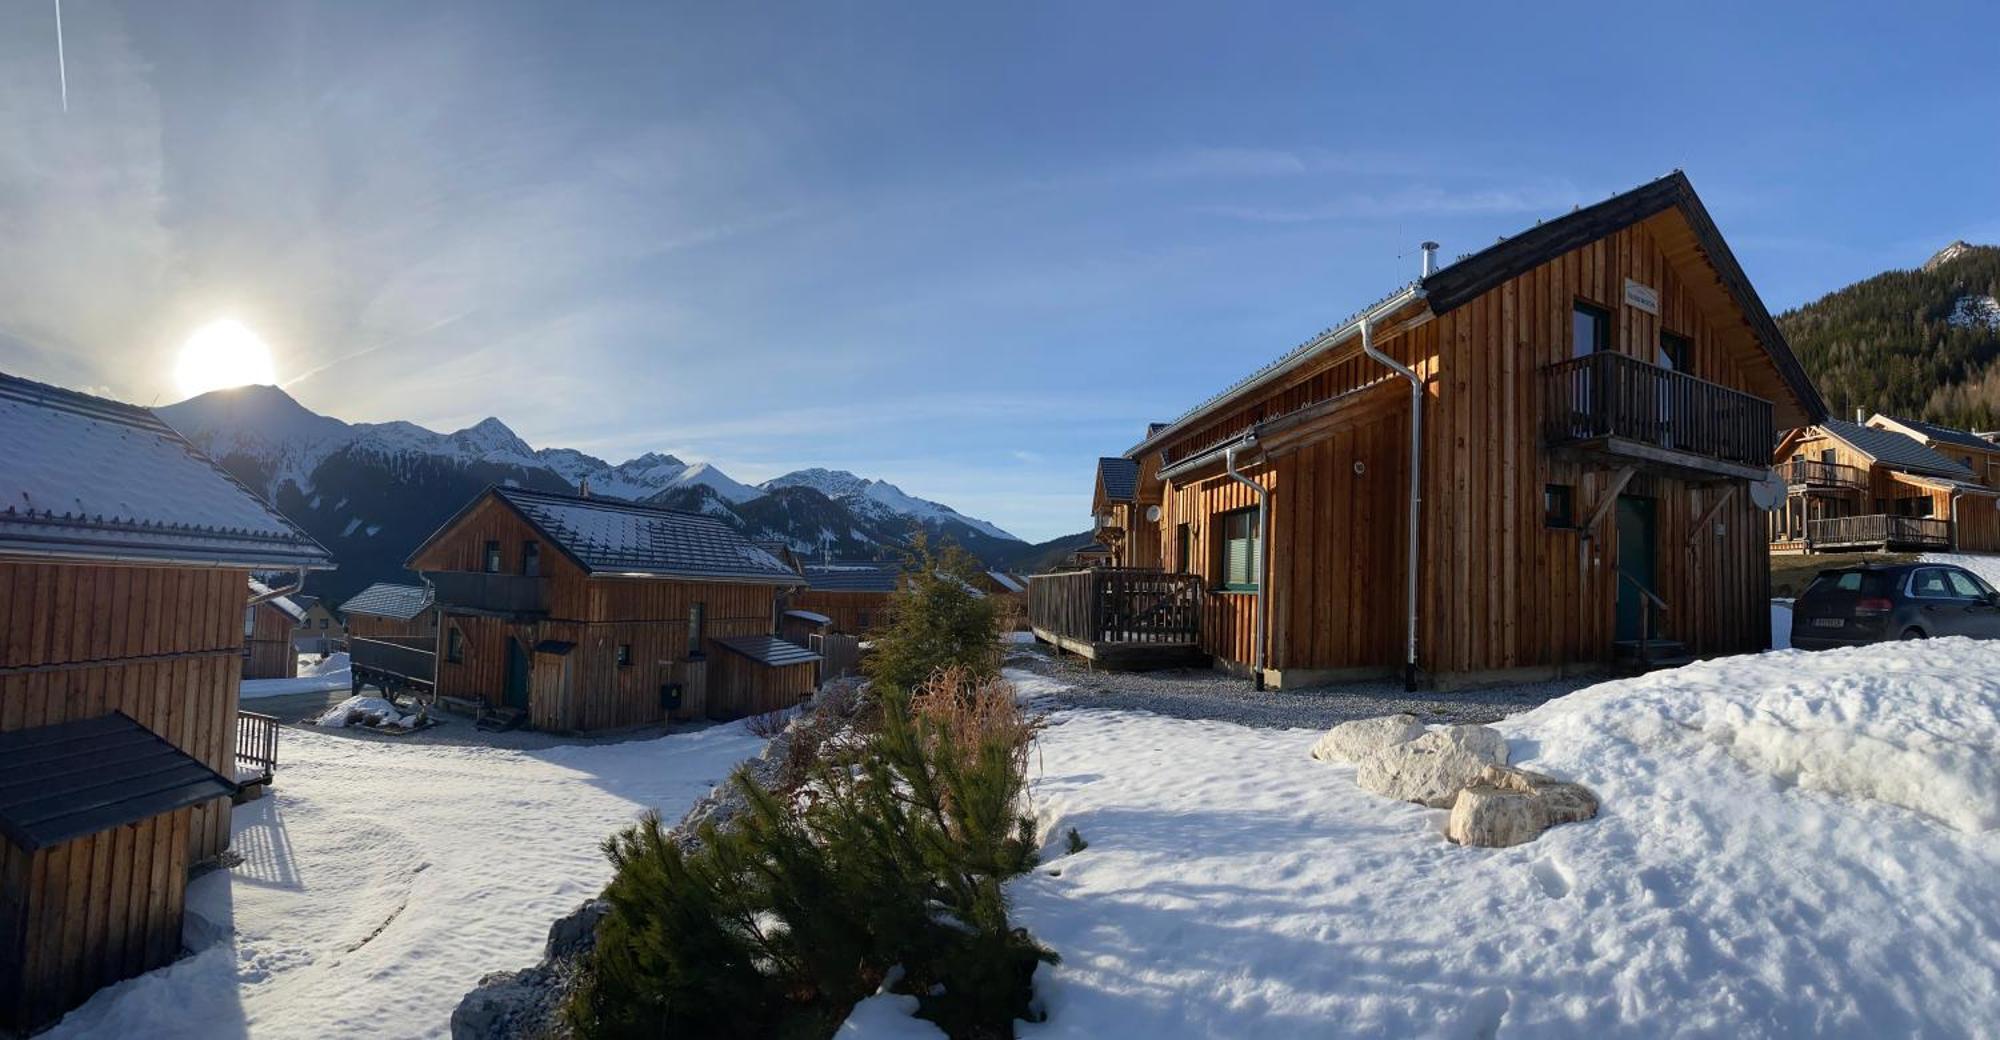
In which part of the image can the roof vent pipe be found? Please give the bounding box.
[1856,406,1866,424]
[1420,241,1440,278]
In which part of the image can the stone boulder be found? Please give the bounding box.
[1310,714,1426,764]
[1353,724,1509,808]
[1446,765,1600,848]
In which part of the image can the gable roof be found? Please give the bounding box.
[1096,456,1139,503]
[1128,171,1827,457]
[0,713,236,852]
[985,570,1026,593]
[339,582,434,620]
[445,487,800,584]
[0,373,333,570]
[714,634,822,667]
[1819,419,1975,480]
[803,562,901,592]
[1870,414,1997,454]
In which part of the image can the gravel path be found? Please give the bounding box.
[1006,644,1599,730]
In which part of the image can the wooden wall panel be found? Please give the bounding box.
[783,590,890,635]
[705,653,816,720]
[346,612,437,642]
[242,600,297,679]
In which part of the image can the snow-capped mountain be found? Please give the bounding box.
[155,384,1020,604]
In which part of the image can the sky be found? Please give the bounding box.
[4,2,2000,542]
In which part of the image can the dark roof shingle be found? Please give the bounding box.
[0,713,235,852]
[494,487,800,584]
[1097,457,1139,502]
[339,582,434,620]
[1878,414,1996,453]
[802,563,901,592]
[714,635,822,667]
[1822,419,1975,479]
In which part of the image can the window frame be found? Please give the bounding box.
[446,626,465,663]
[616,642,632,667]
[1573,300,1612,358]
[482,540,502,574]
[1216,507,1261,593]
[1658,330,1691,373]
[1544,483,1575,529]
[521,540,541,577]
[687,602,707,659]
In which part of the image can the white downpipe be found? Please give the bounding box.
[1361,315,1425,691]
[1223,438,1269,690]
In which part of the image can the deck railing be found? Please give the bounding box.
[1783,458,1867,489]
[1028,568,1203,646]
[236,710,279,784]
[1541,351,1774,468]
[350,636,438,688]
[425,571,546,615]
[1807,514,1952,550]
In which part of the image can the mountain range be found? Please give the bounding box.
[156,384,1024,604]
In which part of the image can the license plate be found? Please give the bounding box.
[1811,618,1845,629]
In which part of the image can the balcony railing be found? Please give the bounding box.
[425,571,547,615]
[1784,458,1867,490]
[1029,568,1203,647]
[1542,352,1775,470]
[350,636,438,695]
[236,711,279,786]
[1807,514,1952,551]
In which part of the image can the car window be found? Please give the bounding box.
[1947,570,1989,599]
[1910,568,1955,598]
[1833,572,1862,592]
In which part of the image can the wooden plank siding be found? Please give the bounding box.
[242,599,297,679]
[345,611,438,642]
[705,652,816,720]
[782,589,891,636]
[1138,213,1784,684]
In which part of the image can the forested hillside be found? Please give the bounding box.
[1779,241,2000,429]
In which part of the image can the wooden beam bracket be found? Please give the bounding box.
[1685,486,1737,548]
[1578,466,1638,543]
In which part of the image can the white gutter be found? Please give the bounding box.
[1223,437,1270,691]
[247,569,307,606]
[1359,312,1426,692]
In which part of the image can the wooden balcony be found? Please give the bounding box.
[1541,352,1775,481]
[1783,458,1867,491]
[235,711,279,789]
[351,636,438,696]
[1028,568,1207,669]
[425,571,547,617]
[1807,514,1952,552]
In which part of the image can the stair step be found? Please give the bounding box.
[475,706,529,732]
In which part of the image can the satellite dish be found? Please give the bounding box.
[1145,504,1163,523]
[1749,469,1786,511]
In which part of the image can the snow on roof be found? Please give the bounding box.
[1822,419,1975,480]
[986,570,1026,593]
[495,487,800,584]
[713,634,822,667]
[0,373,333,569]
[250,578,308,622]
[339,582,434,621]
[784,608,833,625]
[1872,414,1997,454]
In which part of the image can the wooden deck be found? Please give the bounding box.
[1806,514,1952,552]
[1027,568,1209,669]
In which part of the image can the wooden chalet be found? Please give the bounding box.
[1770,413,2000,553]
[339,582,437,640]
[242,579,305,679]
[405,487,814,730]
[339,583,440,702]
[289,595,345,655]
[0,373,332,1033]
[1034,171,1827,687]
[787,563,901,635]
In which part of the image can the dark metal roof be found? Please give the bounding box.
[1877,414,1996,453]
[783,608,833,625]
[713,634,822,667]
[803,563,901,592]
[1821,419,1975,479]
[339,582,435,620]
[0,713,235,852]
[1097,457,1139,502]
[488,487,800,584]
[0,372,334,570]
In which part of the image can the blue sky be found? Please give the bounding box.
[3,2,1999,541]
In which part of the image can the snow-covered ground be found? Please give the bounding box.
[1924,551,2000,588]
[239,653,352,700]
[1002,642,2000,1037]
[48,723,765,1039]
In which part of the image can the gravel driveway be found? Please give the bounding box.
[1007,644,1598,730]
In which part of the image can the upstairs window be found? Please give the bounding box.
[1175,522,1193,573]
[687,602,706,658]
[446,627,465,663]
[1573,301,1611,358]
[616,643,632,667]
[483,540,502,574]
[1544,484,1574,528]
[521,540,541,577]
[1218,508,1260,591]
[1659,331,1691,373]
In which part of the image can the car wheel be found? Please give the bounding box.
[1901,627,1927,641]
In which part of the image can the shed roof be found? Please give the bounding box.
[803,563,901,592]
[339,582,434,620]
[1096,456,1139,503]
[249,578,308,623]
[0,713,235,852]
[784,608,833,625]
[985,570,1026,593]
[451,488,800,584]
[0,373,333,570]
[1872,414,1997,453]
[714,634,822,667]
[1821,419,1976,480]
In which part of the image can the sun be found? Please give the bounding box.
[175,319,278,398]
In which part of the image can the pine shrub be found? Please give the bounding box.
[864,535,1002,697]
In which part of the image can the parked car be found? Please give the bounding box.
[1791,563,2000,649]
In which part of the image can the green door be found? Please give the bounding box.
[1615,496,1658,642]
[504,636,532,710]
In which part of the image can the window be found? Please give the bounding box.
[1544,484,1574,528]
[1218,508,1260,591]
[857,610,872,630]
[483,540,502,574]
[616,643,632,666]
[1820,448,1836,466]
[1946,570,1992,600]
[319,618,330,629]
[1658,331,1690,372]
[1175,522,1192,573]
[1910,568,1954,599]
[521,541,541,577]
[687,602,706,658]
[1573,301,1611,358]
[446,627,465,663]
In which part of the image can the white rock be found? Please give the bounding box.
[1353,727,1509,808]
[1310,714,1426,764]
[1447,765,1600,847]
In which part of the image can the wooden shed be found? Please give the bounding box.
[241,579,305,679]
[0,373,333,1033]
[338,582,437,641]
[707,636,821,719]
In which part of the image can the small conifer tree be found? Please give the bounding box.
[864,534,1001,696]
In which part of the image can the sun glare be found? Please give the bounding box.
[175,319,277,398]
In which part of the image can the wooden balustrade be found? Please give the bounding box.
[1807,514,1952,551]
[236,710,279,785]
[1028,568,1203,649]
[1783,458,1867,489]
[425,571,547,615]
[1541,351,1775,470]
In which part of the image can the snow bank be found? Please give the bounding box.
[304,651,350,677]
[1922,551,2000,589]
[313,695,408,729]
[1008,643,2000,1037]
[240,653,351,700]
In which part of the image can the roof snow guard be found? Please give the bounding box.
[0,373,333,570]
[339,582,435,621]
[488,487,801,584]
[0,713,235,852]
[1129,170,1827,457]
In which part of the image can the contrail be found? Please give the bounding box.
[54,0,67,113]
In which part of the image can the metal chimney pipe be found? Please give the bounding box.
[1856,407,1866,423]
[1420,241,1440,278]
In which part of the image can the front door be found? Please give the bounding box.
[504,636,532,710]
[1615,495,1658,642]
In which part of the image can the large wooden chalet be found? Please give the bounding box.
[1035,171,1826,687]
[1771,413,2000,553]
[0,373,332,1033]
[404,487,816,730]
[787,563,901,635]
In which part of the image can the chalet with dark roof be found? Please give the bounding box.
[786,562,902,634]
[243,577,308,678]
[404,487,811,730]
[1036,171,1824,687]
[338,581,438,640]
[1772,413,2000,553]
[0,371,331,1033]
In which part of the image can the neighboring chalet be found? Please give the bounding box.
[339,582,438,640]
[242,578,306,678]
[290,594,345,655]
[1037,171,1826,687]
[0,374,332,1033]
[789,563,901,635]
[1770,414,2000,553]
[405,488,812,730]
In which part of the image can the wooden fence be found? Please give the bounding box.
[1028,568,1203,647]
[1807,514,1952,551]
[236,710,279,785]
